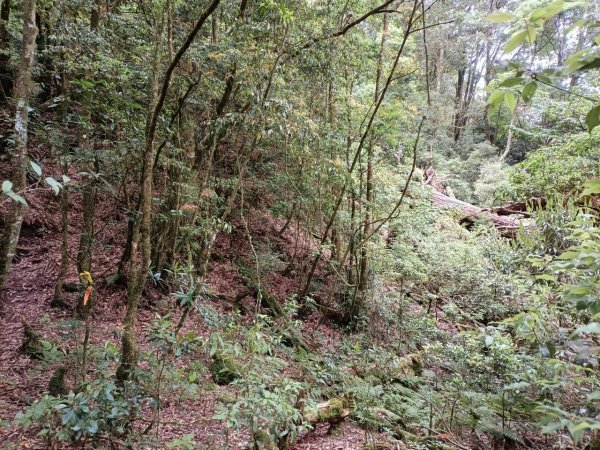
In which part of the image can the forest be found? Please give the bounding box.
[0,0,600,448]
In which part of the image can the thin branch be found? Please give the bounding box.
[354,115,425,251]
[287,0,398,57]
[531,73,599,103]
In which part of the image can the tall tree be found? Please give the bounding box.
[117,0,221,382]
[0,0,38,290]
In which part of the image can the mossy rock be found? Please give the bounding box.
[210,353,241,385]
[21,320,45,359]
[48,366,68,396]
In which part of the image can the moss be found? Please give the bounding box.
[48,367,68,396]
[21,320,44,359]
[210,353,241,385]
[316,398,344,422]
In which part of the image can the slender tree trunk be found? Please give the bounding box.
[300,0,419,300]
[357,12,388,295]
[500,100,519,161]
[117,0,221,382]
[453,67,465,142]
[76,0,101,276]
[0,0,37,290]
[77,172,96,273]
[53,160,69,301]
[0,0,11,103]
[436,46,444,94]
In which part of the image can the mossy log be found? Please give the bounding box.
[366,352,423,383]
[431,192,527,237]
[305,395,355,430]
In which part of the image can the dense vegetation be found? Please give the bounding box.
[0,0,599,448]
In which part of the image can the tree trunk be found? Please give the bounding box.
[357,11,388,297]
[0,0,37,290]
[77,172,96,273]
[117,0,221,382]
[430,191,526,237]
[0,0,11,103]
[53,161,69,302]
[500,100,519,161]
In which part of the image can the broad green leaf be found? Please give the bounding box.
[530,0,564,21]
[535,274,557,282]
[487,91,504,116]
[7,191,27,205]
[499,77,524,87]
[487,90,504,106]
[573,322,600,335]
[504,92,517,112]
[585,105,600,133]
[504,30,528,53]
[45,177,62,195]
[485,335,494,347]
[580,179,600,197]
[29,161,42,177]
[566,48,600,73]
[487,11,515,23]
[2,180,12,193]
[522,82,537,102]
[527,26,537,44]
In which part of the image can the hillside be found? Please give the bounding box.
[1,0,600,449]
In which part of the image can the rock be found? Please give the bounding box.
[210,353,241,385]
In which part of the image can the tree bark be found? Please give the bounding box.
[0,0,11,102]
[430,191,525,237]
[0,0,37,290]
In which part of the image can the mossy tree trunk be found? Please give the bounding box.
[0,0,37,291]
[117,0,221,382]
[0,0,11,104]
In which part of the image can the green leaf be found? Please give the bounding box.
[530,0,564,21]
[504,92,517,112]
[487,11,515,23]
[487,90,504,106]
[585,105,600,133]
[580,179,600,197]
[2,180,12,193]
[535,274,557,283]
[526,26,537,44]
[566,48,600,73]
[485,335,494,347]
[7,191,27,205]
[29,161,42,177]
[499,77,524,87]
[573,322,600,335]
[504,30,528,53]
[45,177,62,195]
[522,81,537,102]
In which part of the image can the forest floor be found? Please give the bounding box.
[0,182,393,449]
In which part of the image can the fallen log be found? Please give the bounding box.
[430,191,528,237]
[304,394,355,433]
